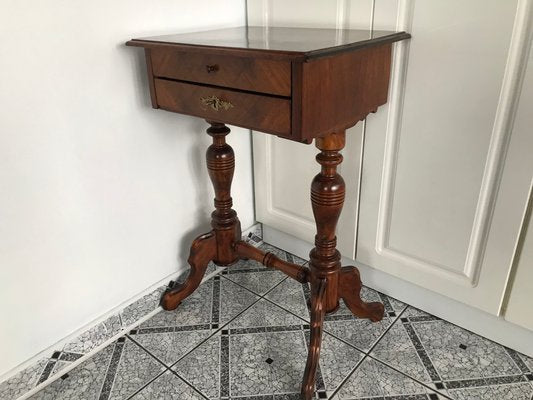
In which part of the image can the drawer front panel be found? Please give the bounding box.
[151,49,291,97]
[155,79,291,136]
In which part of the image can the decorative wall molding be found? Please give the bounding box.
[375,0,532,287]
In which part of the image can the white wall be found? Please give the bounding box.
[0,0,252,377]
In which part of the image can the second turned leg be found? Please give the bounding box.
[301,131,384,398]
[302,131,346,399]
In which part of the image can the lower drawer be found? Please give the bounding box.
[154,79,291,137]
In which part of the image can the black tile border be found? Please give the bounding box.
[230,324,304,335]
[505,347,531,374]
[400,321,442,382]
[444,374,528,390]
[98,340,125,400]
[36,360,56,385]
[212,276,221,325]
[220,333,230,398]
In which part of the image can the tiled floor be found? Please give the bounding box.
[6,243,533,400]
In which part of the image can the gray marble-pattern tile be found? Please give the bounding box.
[318,332,364,394]
[323,286,405,352]
[120,285,167,327]
[28,346,114,400]
[129,370,205,400]
[413,319,521,381]
[0,358,47,400]
[229,298,304,330]
[230,330,308,397]
[371,321,433,383]
[219,276,261,325]
[265,277,310,321]
[129,329,212,366]
[223,257,260,272]
[63,314,122,354]
[222,269,286,296]
[332,357,443,399]
[448,382,533,400]
[106,337,166,400]
[140,280,213,329]
[172,333,221,399]
[324,314,395,353]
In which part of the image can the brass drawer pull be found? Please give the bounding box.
[200,95,234,111]
[206,64,219,73]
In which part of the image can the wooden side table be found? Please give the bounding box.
[127,26,410,399]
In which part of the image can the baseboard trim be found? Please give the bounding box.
[263,224,533,358]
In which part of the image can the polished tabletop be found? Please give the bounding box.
[128,26,410,59]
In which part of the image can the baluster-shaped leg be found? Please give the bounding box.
[301,132,346,399]
[206,121,241,265]
[161,121,240,310]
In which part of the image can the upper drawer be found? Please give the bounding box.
[150,49,291,97]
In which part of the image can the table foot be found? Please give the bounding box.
[301,278,327,400]
[338,266,384,322]
[161,231,216,311]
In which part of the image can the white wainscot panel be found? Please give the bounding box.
[358,0,532,314]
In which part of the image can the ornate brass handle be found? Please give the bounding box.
[200,95,234,111]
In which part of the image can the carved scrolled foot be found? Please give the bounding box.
[160,231,216,311]
[338,266,384,322]
[301,278,327,400]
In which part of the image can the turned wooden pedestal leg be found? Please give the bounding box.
[301,132,384,399]
[161,121,240,310]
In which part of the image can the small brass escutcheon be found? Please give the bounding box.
[205,64,219,73]
[200,95,234,111]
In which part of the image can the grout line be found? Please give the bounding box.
[166,370,211,400]
[259,285,310,323]
[220,269,288,298]
[365,353,455,400]
[327,353,368,399]
[363,309,456,399]
[15,268,224,400]
[366,306,407,355]
[167,295,264,370]
[123,369,168,400]
[327,307,407,399]
[320,304,408,357]
[125,334,173,370]
[122,252,290,394]
[162,268,291,373]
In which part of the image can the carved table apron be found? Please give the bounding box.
[127,26,410,399]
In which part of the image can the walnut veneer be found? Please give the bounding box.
[127,26,410,399]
